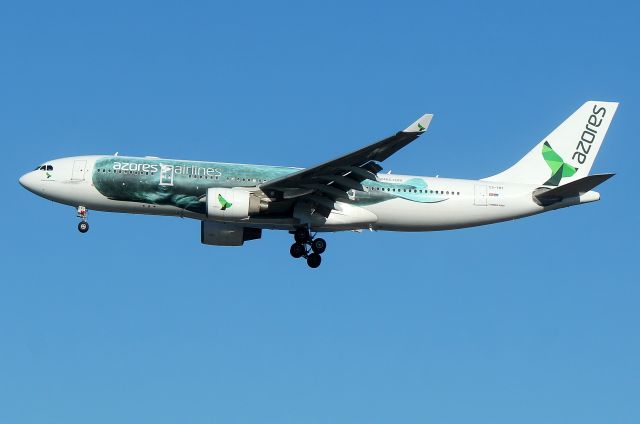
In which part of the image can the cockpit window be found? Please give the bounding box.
[46,165,53,171]
[35,165,53,171]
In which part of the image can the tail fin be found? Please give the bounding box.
[484,101,618,185]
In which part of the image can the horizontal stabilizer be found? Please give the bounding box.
[534,173,614,203]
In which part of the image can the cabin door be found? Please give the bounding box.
[474,185,487,206]
[71,160,87,181]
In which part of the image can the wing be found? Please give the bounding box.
[260,113,433,214]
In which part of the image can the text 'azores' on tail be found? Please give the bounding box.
[484,101,619,186]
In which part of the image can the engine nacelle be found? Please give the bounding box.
[206,187,262,219]
[201,221,262,246]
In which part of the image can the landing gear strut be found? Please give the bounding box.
[294,227,310,243]
[77,206,89,233]
[289,227,326,268]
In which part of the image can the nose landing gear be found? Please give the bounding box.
[77,206,89,233]
[78,221,89,233]
[290,227,326,268]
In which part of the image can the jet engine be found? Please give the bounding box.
[200,221,262,246]
[206,187,263,219]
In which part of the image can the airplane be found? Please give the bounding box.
[19,101,618,268]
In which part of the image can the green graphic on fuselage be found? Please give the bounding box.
[355,177,444,205]
[218,194,232,210]
[92,157,297,214]
[91,157,447,215]
[542,141,578,186]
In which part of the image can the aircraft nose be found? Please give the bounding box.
[19,171,36,192]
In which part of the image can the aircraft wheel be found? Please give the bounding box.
[290,242,306,259]
[306,253,322,268]
[78,221,89,233]
[310,238,326,254]
[294,227,310,243]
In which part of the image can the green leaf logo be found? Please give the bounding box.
[417,122,425,132]
[218,194,232,210]
[542,141,577,186]
[46,172,52,179]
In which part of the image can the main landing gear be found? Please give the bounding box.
[290,227,327,268]
[77,206,89,233]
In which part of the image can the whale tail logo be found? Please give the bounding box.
[218,194,232,210]
[542,141,577,186]
[483,101,618,186]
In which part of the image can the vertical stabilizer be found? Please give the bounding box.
[485,101,618,186]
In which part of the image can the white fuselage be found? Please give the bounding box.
[19,155,600,232]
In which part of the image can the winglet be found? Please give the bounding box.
[403,114,433,133]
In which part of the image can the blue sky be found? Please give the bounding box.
[1,1,638,423]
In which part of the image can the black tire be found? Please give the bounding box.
[78,221,89,233]
[294,227,310,243]
[310,238,327,254]
[306,253,321,268]
[290,242,306,258]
